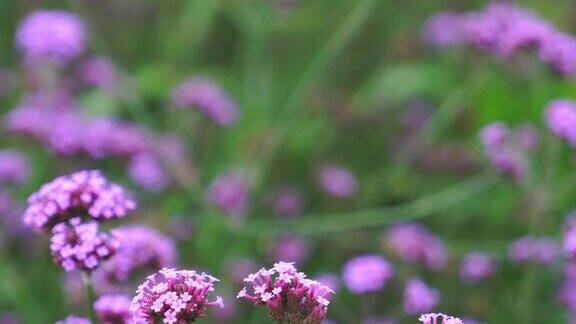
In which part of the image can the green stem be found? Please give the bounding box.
[82,272,97,324]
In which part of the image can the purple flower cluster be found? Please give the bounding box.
[237,262,334,323]
[171,76,239,126]
[545,100,576,146]
[479,122,537,183]
[131,268,223,323]
[425,4,576,76]
[50,217,119,272]
[23,170,136,232]
[384,222,447,271]
[318,165,358,199]
[206,171,249,218]
[94,294,132,324]
[459,252,495,283]
[313,273,340,293]
[16,10,86,65]
[270,235,309,264]
[508,236,559,265]
[0,150,29,185]
[78,57,117,90]
[55,315,91,324]
[128,153,169,192]
[342,254,393,294]
[403,278,440,315]
[419,313,463,324]
[272,186,304,218]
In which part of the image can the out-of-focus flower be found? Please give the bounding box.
[459,252,495,283]
[131,268,223,323]
[0,313,21,324]
[516,124,539,151]
[314,273,340,292]
[16,10,86,65]
[226,258,259,285]
[0,150,30,185]
[403,278,440,315]
[565,215,576,259]
[128,153,169,192]
[272,186,304,218]
[545,100,576,146]
[79,57,116,90]
[270,235,309,264]
[539,33,576,76]
[50,217,119,272]
[237,262,334,323]
[480,122,509,148]
[423,12,466,48]
[55,315,91,324]
[214,296,236,322]
[419,313,463,324]
[508,236,559,265]
[169,216,195,241]
[94,294,132,324]
[23,170,136,232]
[384,223,447,271]
[318,165,358,199]
[559,280,576,311]
[342,254,393,294]
[171,76,239,126]
[206,171,249,218]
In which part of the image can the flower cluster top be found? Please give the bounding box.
[237,262,334,324]
[419,313,463,324]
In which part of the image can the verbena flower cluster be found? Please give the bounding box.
[508,235,559,265]
[318,165,358,199]
[459,252,495,283]
[0,150,30,185]
[206,170,249,218]
[424,3,576,76]
[418,313,463,324]
[545,99,576,146]
[56,315,91,324]
[131,267,223,323]
[403,278,439,315]
[237,262,334,323]
[342,254,393,294]
[94,294,132,324]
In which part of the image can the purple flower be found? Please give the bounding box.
[206,171,249,218]
[270,235,309,265]
[131,268,223,323]
[226,258,259,284]
[16,10,86,65]
[342,254,393,294]
[237,262,334,323]
[545,100,576,146]
[79,57,117,90]
[213,296,236,322]
[419,313,463,324]
[459,252,495,283]
[272,186,304,218]
[0,150,29,185]
[508,236,559,265]
[94,294,132,324]
[318,165,358,199]
[50,217,119,272]
[23,170,136,232]
[539,33,576,76]
[565,216,576,259]
[403,278,440,315]
[314,273,340,292]
[480,122,509,148]
[385,223,447,271]
[128,153,169,192]
[559,280,576,311]
[55,315,91,324]
[422,12,466,48]
[171,76,239,126]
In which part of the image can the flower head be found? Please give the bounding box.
[318,165,358,199]
[342,255,394,294]
[237,262,334,324]
[459,252,495,283]
[23,170,136,232]
[128,153,169,192]
[94,294,132,324]
[79,57,117,90]
[272,186,304,218]
[419,313,463,324]
[270,235,309,264]
[0,150,30,185]
[384,223,447,270]
[131,268,222,323]
[509,236,559,265]
[403,278,440,315]
[423,12,466,48]
[206,171,249,218]
[545,100,576,146]
[55,315,91,324]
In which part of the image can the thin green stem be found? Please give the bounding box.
[82,272,97,323]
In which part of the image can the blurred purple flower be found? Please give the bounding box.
[171,76,239,126]
[0,313,21,324]
[270,235,309,265]
[0,150,29,185]
[94,294,132,324]
[508,236,559,265]
[169,216,196,241]
[314,273,340,293]
[23,170,136,232]
[131,268,223,323]
[539,33,576,76]
[272,186,304,218]
[237,262,334,323]
[480,122,509,148]
[423,12,466,48]
[515,124,539,151]
[79,57,116,90]
[226,258,259,285]
[214,296,236,322]
[319,165,358,199]
[128,153,169,192]
[16,10,86,65]
[342,254,393,294]
[404,278,440,315]
[545,100,576,146]
[459,252,495,283]
[55,315,91,324]
[206,171,249,218]
[559,280,576,311]
[385,223,447,271]
[50,217,119,272]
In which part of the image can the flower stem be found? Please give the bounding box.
[82,272,97,323]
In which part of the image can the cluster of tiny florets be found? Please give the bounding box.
[94,294,132,324]
[385,222,447,271]
[131,268,223,324]
[545,100,576,146]
[237,262,334,324]
[419,313,463,324]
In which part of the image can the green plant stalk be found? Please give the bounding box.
[82,272,97,323]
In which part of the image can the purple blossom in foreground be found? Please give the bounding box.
[545,100,576,146]
[342,254,393,294]
[171,76,239,126]
[272,186,304,218]
[50,217,119,272]
[460,252,495,283]
[271,235,309,264]
[423,12,466,48]
[419,313,463,324]
[385,223,447,271]
[128,153,169,192]
[0,150,30,185]
[318,165,358,199]
[23,170,136,232]
[508,236,559,265]
[79,57,117,90]
[131,268,223,323]
[94,294,132,324]
[55,315,91,324]
[16,10,86,65]
[237,262,334,324]
[403,278,440,315]
[206,171,249,218]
